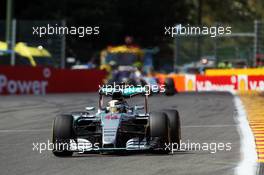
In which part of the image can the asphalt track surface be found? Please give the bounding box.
[0,92,241,175]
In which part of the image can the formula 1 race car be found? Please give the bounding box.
[52,87,181,156]
[107,66,176,96]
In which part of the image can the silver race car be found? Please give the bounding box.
[52,87,181,156]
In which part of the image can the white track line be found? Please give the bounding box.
[234,95,258,175]
[0,129,49,133]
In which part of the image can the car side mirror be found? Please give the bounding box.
[134,105,144,111]
[85,107,95,111]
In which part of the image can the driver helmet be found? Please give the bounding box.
[107,100,120,113]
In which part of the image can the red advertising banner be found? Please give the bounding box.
[248,76,264,91]
[194,75,264,92]
[196,75,238,92]
[0,66,107,95]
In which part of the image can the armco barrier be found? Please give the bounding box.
[0,66,107,95]
[156,73,264,92]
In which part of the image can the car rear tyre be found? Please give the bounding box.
[52,115,74,157]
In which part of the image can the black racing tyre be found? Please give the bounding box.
[163,109,181,145]
[52,115,74,157]
[140,79,147,87]
[149,112,170,153]
[164,78,176,96]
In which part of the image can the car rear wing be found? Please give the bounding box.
[99,86,148,97]
[98,85,149,113]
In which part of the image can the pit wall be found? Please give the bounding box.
[0,66,107,95]
[156,68,264,92]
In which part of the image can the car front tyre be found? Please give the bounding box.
[149,112,170,153]
[52,115,74,157]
